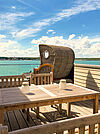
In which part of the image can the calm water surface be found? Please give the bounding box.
[0,60,100,76]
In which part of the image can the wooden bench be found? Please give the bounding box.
[0,74,26,88]
[1,113,100,134]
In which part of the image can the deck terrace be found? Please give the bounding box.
[4,100,100,132]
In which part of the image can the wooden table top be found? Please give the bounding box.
[0,83,99,107]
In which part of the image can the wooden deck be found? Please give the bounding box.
[4,100,100,132]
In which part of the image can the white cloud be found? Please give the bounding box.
[0,34,6,40]
[0,12,35,31]
[68,34,76,40]
[47,29,56,34]
[11,6,16,9]
[0,40,39,57]
[31,34,100,58]
[13,28,40,39]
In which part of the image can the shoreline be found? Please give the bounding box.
[0,57,100,61]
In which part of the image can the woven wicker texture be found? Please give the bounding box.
[39,44,75,79]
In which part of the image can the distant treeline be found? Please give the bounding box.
[0,57,40,60]
[0,57,100,60]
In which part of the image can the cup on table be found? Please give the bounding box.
[22,82,29,93]
[59,79,66,89]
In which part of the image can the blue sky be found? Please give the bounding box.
[0,0,100,58]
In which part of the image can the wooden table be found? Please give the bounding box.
[0,83,99,125]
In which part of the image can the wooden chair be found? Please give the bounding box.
[34,64,62,114]
[34,63,54,75]
[29,72,53,118]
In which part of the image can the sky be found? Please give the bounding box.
[0,0,100,58]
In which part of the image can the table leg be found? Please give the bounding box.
[0,109,4,125]
[59,104,62,114]
[67,102,71,118]
[93,95,99,114]
[27,108,30,121]
[36,107,39,118]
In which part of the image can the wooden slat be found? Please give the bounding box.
[14,78,16,87]
[74,78,100,87]
[44,76,46,84]
[18,78,20,86]
[74,67,100,74]
[10,78,12,87]
[50,72,53,84]
[88,124,95,134]
[37,76,40,85]
[4,112,11,132]
[13,110,28,129]
[97,123,100,134]
[78,126,85,134]
[41,76,43,85]
[34,77,36,85]
[6,79,8,88]
[47,76,49,84]
[1,79,4,88]
[74,64,100,69]
[74,75,100,84]
[0,109,4,125]
[7,111,19,131]
[68,129,75,134]
[74,80,100,91]
[74,71,100,79]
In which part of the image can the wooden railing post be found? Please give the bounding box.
[50,72,53,84]
[30,73,33,86]
[0,124,8,134]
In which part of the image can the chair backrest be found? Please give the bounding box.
[30,72,53,85]
[0,74,25,88]
[34,63,54,74]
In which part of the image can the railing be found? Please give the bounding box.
[0,63,100,92]
[74,64,100,91]
[0,74,26,88]
[1,113,100,134]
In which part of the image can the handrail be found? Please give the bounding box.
[75,63,100,69]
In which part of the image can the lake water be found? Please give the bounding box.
[0,60,100,76]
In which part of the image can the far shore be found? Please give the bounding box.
[0,57,100,61]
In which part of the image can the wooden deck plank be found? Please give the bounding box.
[4,112,10,132]
[29,109,44,125]
[13,110,28,129]
[20,109,35,127]
[7,111,19,131]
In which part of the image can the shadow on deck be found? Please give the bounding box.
[4,100,100,132]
